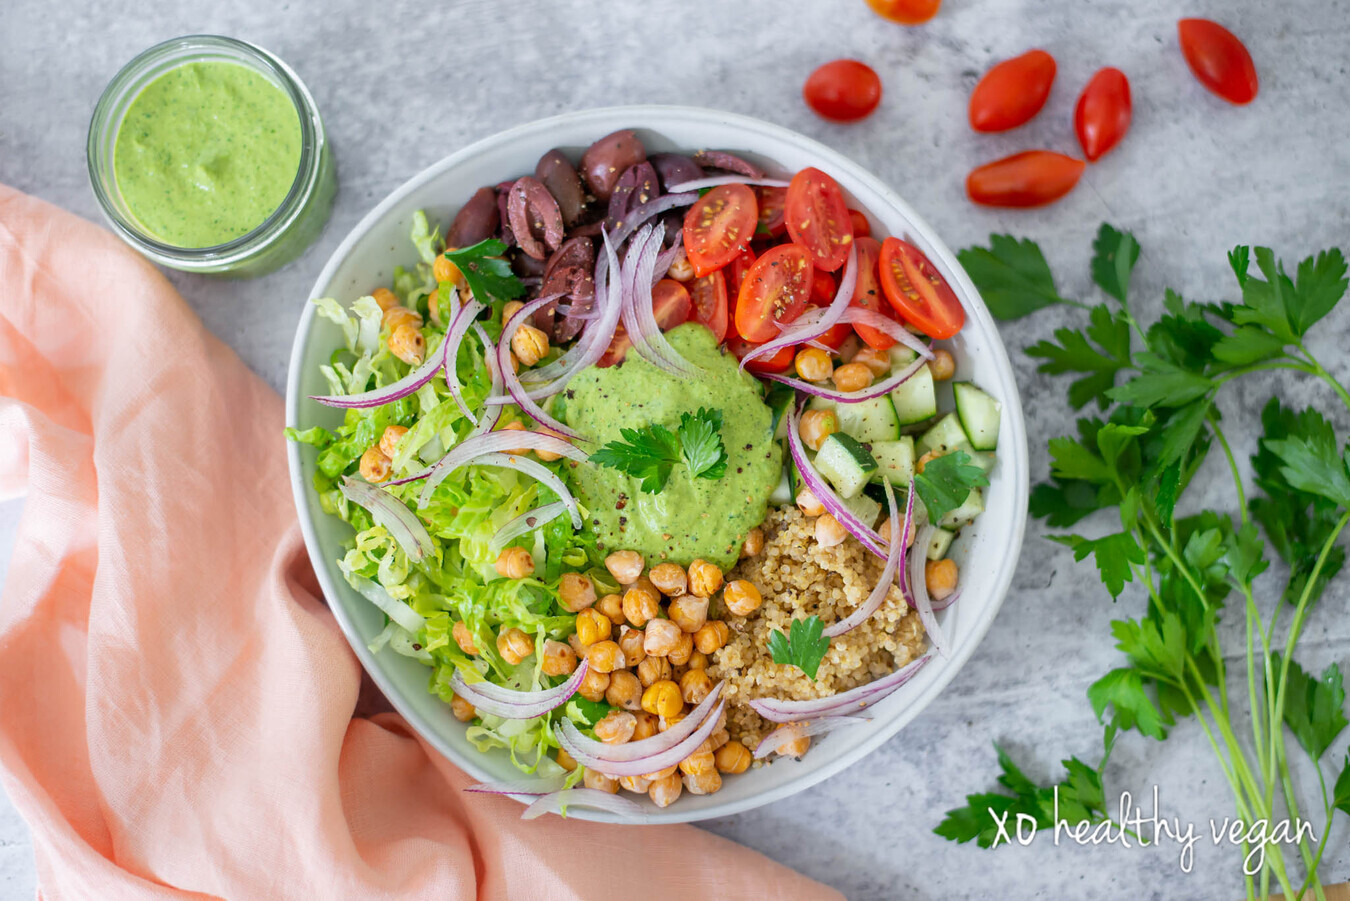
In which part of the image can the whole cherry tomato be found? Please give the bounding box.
[966,150,1085,208]
[1075,67,1132,161]
[865,0,940,25]
[1178,19,1258,105]
[803,60,883,123]
[969,49,1057,132]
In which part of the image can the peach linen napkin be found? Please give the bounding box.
[0,184,841,901]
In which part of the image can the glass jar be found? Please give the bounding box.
[86,35,336,277]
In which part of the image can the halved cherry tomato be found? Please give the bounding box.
[682,183,757,277]
[598,279,693,366]
[688,270,729,343]
[864,0,940,25]
[803,60,883,123]
[727,247,757,298]
[968,49,1057,132]
[1075,67,1132,161]
[785,168,853,272]
[849,236,897,350]
[727,337,795,374]
[810,270,836,303]
[966,150,1085,208]
[878,237,964,339]
[847,209,871,238]
[735,243,812,343]
[755,185,788,238]
[1178,19,1258,105]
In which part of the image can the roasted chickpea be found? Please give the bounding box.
[450,693,476,722]
[668,594,709,633]
[668,631,694,667]
[642,764,678,781]
[641,679,684,718]
[575,608,611,647]
[648,562,688,597]
[684,768,723,796]
[618,774,652,794]
[708,728,730,751]
[722,579,763,616]
[648,772,683,808]
[680,668,714,705]
[779,734,811,759]
[496,627,533,665]
[815,513,848,548]
[686,650,708,671]
[876,516,917,550]
[511,323,550,367]
[621,584,660,628]
[833,361,874,393]
[930,348,956,381]
[796,488,826,517]
[555,748,578,772]
[371,287,400,311]
[679,740,716,776]
[605,670,643,711]
[667,246,695,282]
[799,408,839,452]
[359,446,392,483]
[540,639,577,676]
[604,550,645,585]
[383,305,422,333]
[715,740,752,774]
[389,323,427,365]
[494,545,534,579]
[617,625,647,667]
[585,639,625,673]
[379,425,409,459]
[594,709,637,744]
[501,299,525,324]
[433,254,463,285]
[577,665,610,702]
[915,449,943,474]
[658,712,685,733]
[567,632,586,658]
[583,770,619,794]
[687,559,724,598]
[637,654,672,687]
[631,710,658,741]
[852,345,892,376]
[795,347,834,382]
[925,558,959,601]
[452,620,479,655]
[643,618,683,657]
[741,527,765,558]
[596,592,625,624]
[693,620,730,655]
[557,572,596,613]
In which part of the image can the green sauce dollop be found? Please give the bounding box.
[112,60,302,248]
[564,324,783,569]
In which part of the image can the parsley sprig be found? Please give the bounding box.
[444,239,526,307]
[942,224,1350,899]
[588,408,729,494]
[767,615,831,680]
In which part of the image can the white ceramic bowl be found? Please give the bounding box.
[286,105,1029,824]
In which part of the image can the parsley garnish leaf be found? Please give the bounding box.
[957,234,1074,320]
[1049,531,1146,599]
[1090,224,1140,304]
[767,615,830,680]
[1275,654,1348,761]
[677,407,728,481]
[1026,304,1132,410]
[589,425,683,494]
[912,450,990,522]
[1263,408,1350,508]
[444,239,526,306]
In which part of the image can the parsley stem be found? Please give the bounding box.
[1299,346,1350,415]
[1241,588,1269,783]
[1209,414,1247,524]
[1295,810,1333,901]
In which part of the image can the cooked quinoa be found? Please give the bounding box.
[709,506,928,751]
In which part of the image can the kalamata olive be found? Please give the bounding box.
[649,153,704,191]
[511,249,548,278]
[541,237,596,342]
[535,149,587,226]
[580,129,646,203]
[692,149,764,178]
[445,186,500,248]
[507,176,565,260]
[494,187,515,246]
[606,161,660,228]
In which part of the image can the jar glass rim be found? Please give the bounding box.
[86,34,325,264]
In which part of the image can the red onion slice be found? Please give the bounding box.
[450,659,590,720]
[497,296,582,438]
[665,175,791,192]
[403,429,586,507]
[750,653,933,723]
[443,298,486,423]
[759,354,926,403]
[620,224,697,378]
[741,245,858,368]
[752,715,871,759]
[906,524,951,657]
[557,700,726,778]
[692,150,764,178]
[521,788,646,821]
[823,479,905,638]
[467,323,505,439]
[489,501,568,554]
[837,308,935,359]
[474,453,583,529]
[465,775,569,796]
[931,587,962,613]
[652,242,681,284]
[338,476,435,564]
[309,327,449,409]
[786,400,887,557]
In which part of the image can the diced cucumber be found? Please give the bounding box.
[835,396,900,443]
[840,492,882,529]
[967,450,997,475]
[926,527,956,561]
[939,487,984,529]
[868,437,916,487]
[813,433,877,499]
[890,364,937,426]
[953,382,1002,451]
[807,396,837,413]
[766,384,796,440]
[916,413,971,457]
[889,345,919,369]
[769,467,793,505]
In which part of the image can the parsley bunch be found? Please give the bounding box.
[941,224,1350,900]
[589,408,729,494]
